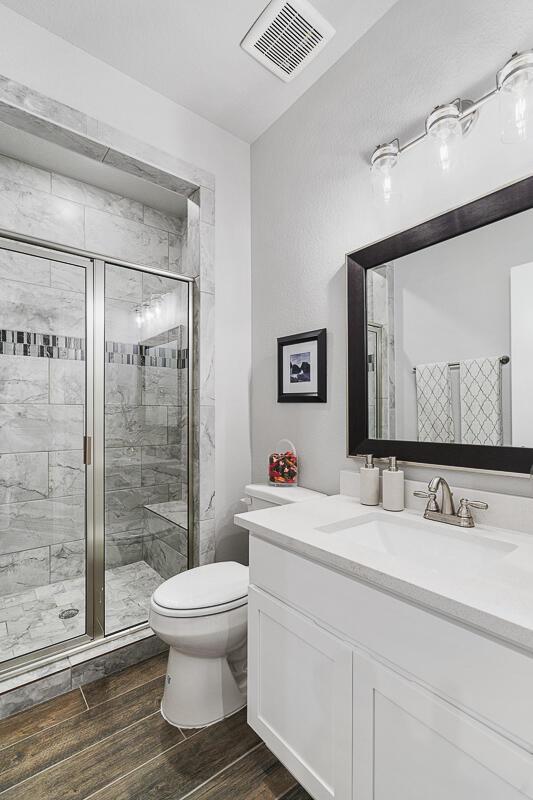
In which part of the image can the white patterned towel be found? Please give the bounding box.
[459,357,503,446]
[415,362,455,443]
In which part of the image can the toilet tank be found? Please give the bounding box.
[241,483,326,511]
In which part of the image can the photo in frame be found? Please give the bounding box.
[277,328,327,402]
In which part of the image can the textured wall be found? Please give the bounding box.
[251,0,533,498]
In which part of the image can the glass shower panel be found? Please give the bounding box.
[0,245,90,664]
[104,264,189,635]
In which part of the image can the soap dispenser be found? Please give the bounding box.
[360,454,380,506]
[382,456,404,511]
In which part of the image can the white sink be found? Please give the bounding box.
[315,512,516,573]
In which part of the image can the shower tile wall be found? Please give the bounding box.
[0,251,86,599]
[0,152,186,602]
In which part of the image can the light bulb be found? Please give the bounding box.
[134,308,143,327]
[498,52,533,143]
[370,141,399,204]
[426,104,462,173]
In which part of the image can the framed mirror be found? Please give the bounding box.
[347,175,533,474]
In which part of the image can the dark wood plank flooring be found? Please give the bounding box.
[0,653,312,800]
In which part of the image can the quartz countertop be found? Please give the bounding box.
[235,494,533,653]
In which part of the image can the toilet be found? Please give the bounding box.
[150,482,326,729]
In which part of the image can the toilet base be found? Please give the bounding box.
[161,647,246,729]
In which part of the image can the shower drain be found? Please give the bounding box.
[59,608,79,620]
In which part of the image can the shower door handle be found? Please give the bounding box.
[83,435,92,465]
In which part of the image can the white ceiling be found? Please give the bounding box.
[0,0,398,142]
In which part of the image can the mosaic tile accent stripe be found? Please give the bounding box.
[0,329,187,368]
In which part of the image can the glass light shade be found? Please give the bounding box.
[371,142,399,204]
[498,52,533,143]
[426,104,462,173]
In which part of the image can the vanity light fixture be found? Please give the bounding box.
[497,50,533,143]
[425,99,477,172]
[370,48,532,200]
[370,140,399,202]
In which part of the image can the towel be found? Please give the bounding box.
[460,357,503,446]
[415,362,455,443]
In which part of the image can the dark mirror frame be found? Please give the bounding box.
[347,175,533,474]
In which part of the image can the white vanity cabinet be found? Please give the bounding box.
[247,535,533,800]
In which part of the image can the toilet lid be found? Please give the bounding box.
[152,562,249,611]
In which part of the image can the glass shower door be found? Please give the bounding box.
[0,240,92,665]
[103,263,189,635]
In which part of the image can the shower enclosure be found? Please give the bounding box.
[0,235,192,671]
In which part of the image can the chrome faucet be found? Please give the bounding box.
[414,476,488,528]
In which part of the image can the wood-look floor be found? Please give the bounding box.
[0,653,311,800]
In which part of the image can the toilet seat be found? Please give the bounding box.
[151,561,249,618]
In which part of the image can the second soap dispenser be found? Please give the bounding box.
[382,456,404,511]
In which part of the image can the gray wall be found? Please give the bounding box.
[251,0,533,499]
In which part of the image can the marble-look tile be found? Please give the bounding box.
[143,206,184,236]
[168,233,184,274]
[142,365,179,406]
[199,518,216,565]
[50,359,85,404]
[105,484,168,535]
[71,627,166,686]
[181,199,200,278]
[0,404,83,453]
[0,152,51,191]
[199,186,215,225]
[50,540,85,582]
[105,405,167,448]
[85,207,169,270]
[144,536,187,581]
[105,530,144,569]
[104,298,138,343]
[0,248,50,287]
[105,446,142,490]
[0,100,107,161]
[94,121,215,191]
[0,177,84,248]
[199,222,215,294]
[0,355,48,403]
[49,450,85,497]
[0,547,50,597]
[50,262,86,293]
[0,668,72,720]
[52,173,144,223]
[105,263,143,303]
[144,513,188,556]
[0,75,87,134]
[0,451,48,503]
[105,364,143,407]
[141,271,179,303]
[199,405,215,520]
[167,405,187,445]
[200,291,214,405]
[0,278,85,337]
[0,495,85,554]
[141,444,181,486]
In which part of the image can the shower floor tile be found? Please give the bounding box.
[0,561,164,663]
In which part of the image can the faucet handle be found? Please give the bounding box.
[457,498,488,521]
[413,490,439,512]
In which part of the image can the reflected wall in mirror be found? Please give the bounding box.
[347,175,533,473]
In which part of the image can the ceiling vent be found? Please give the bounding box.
[241,0,335,82]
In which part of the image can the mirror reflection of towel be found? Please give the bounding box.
[415,362,455,443]
[460,358,503,446]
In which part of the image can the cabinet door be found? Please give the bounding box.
[248,587,353,800]
[353,653,533,800]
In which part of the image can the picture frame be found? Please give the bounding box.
[277,328,327,403]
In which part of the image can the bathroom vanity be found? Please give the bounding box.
[236,491,533,800]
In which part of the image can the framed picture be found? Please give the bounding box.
[277,328,327,403]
